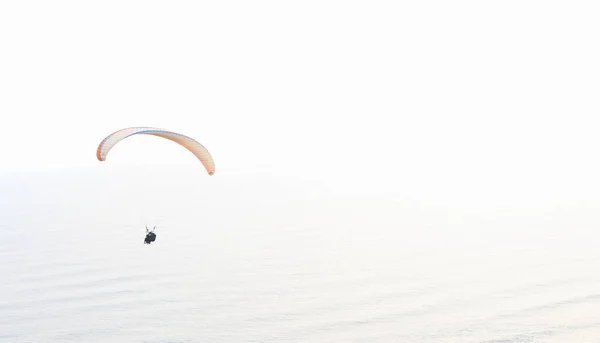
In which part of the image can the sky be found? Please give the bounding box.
[1,1,600,208]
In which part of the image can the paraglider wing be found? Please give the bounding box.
[96,127,215,175]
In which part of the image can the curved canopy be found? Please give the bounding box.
[96,127,215,175]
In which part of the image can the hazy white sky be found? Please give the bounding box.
[1,1,600,207]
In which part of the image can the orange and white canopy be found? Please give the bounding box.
[96,127,215,175]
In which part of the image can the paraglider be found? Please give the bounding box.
[96,127,214,244]
[144,226,157,244]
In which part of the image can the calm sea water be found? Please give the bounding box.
[2,169,600,342]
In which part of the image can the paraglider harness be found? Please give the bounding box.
[144,226,157,244]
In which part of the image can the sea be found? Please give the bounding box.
[2,169,600,342]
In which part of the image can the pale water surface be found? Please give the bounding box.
[2,170,600,342]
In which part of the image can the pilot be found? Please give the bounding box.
[144,226,157,244]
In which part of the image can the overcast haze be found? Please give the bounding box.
[2,1,600,208]
[4,2,600,342]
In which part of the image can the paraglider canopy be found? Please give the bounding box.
[96,127,215,175]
